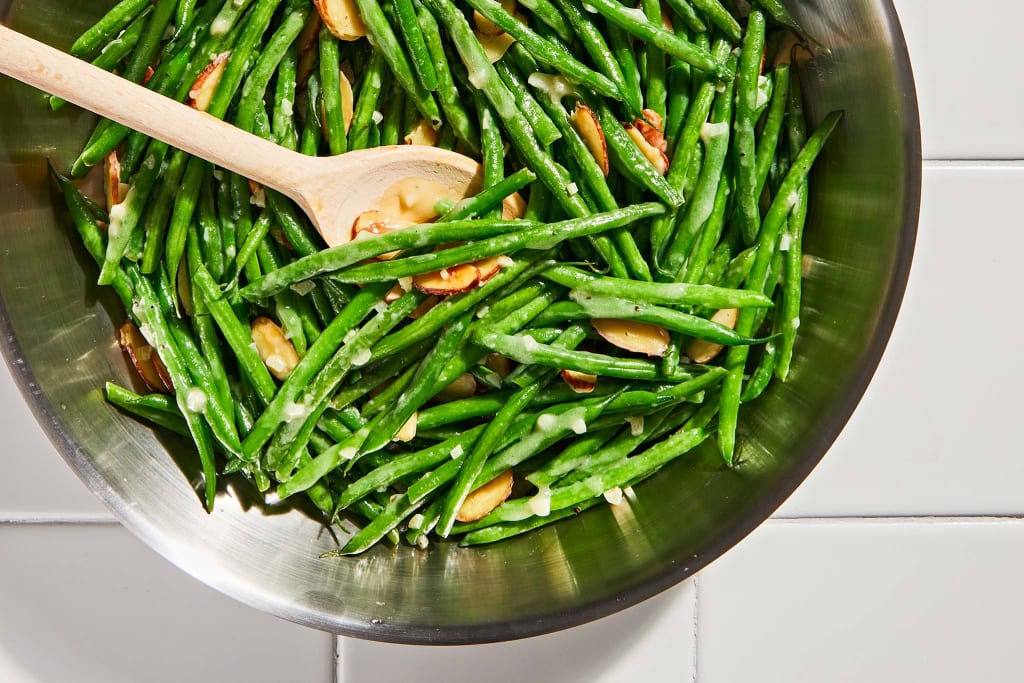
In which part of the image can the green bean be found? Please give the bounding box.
[416,4,481,150]
[517,0,574,42]
[210,0,256,37]
[541,263,771,308]
[71,0,153,59]
[442,168,537,222]
[330,339,434,411]
[240,216,536,298]
[353,0,442,127]
[319,27,349,155]
[327,204,664,283]
[686,0,741,43]
[300,72,324,156]
[733,9,766,246]
[493,61,561,148]
[775,71,810,382]
[52,8,150,111]
[584,0,729,77]
[718,111,843,464]
[605,25,642,116]
[128,267,220,511]
[436,324,587,537]
[237,6,310,132]
[594,101,683,207]
[662,0,705,34]
[756,0,822,48]
[681,169,731,284]
[476,330,682,381]
[462,0,622,103]
[348,52,386,151]
[754,65,790,199]
[105,382,189,437]
[459,497,601,545]
[241,283,392,458]
[476,93,505,220]
[641,0,667,117]
[392,0,439,91]
[661,54,735,279]
[174,0,199,37]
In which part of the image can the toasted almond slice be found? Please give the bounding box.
[413,263,480,296]
[572,103,609,176]
[476,29,516,63]
[314,0,367,40]
[625,124,669,175]
[394,412,418,443]
[561,369,597,393]
[502,191,528,219]
[104,151,130,211]
[187,52,230,112]
[638,108,665,140]
[153,355,174,394]
[251,317,300,381]
[410,295,439,320]
[436,372,478,403]
[384,284,405,304]
[686,308,738,364]
[142,65,155,86]
[473,9,505,36]
[352,210,403,259]
[339,69,355,131]
[404,119,439,146]
[118,321,172,394]
[485,353,513,379]
[298,12,322,56]
[474,255,514,284]
[592,319,670,357]
[456,469,514,522]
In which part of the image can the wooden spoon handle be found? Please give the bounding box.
[0,24,314,195]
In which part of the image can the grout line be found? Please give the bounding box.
[923,159,1024,168]
[333,636,344,683]
[691,575,700,683]
[766,515,1024,525]
[0,514,118,525]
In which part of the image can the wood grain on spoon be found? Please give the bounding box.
[0,24,487,247]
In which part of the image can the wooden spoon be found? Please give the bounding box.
[0,24,483,247]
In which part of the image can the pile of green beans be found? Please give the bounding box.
[51,0,839,553]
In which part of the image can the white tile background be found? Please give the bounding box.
[3,1,1023,682]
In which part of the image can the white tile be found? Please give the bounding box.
[697,519,1024,683]
[778,166,1024,517]
[0,523,334,683]
[894,0,1024,158]
[339,582,695,683]
[0,355,110,518]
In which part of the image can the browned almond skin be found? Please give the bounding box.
[187,52,230,111]
[592,318,670,357]
[474,255,509,284]
[561,369,597,393]
[456,469,515,523]
[118,321,172,394]
[572,103,610,176]
[413,263,480,296]
[435,372,477,403]
[624,124,670,175]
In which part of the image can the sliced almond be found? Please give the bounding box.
[474,255,513,284]
[502,191,528,219]
[572,103,609,176]
[251,317,300,381]
[686,308,738,364]
[473,10,505,36]
[413,263,480,296]
[340,69,355,131]
[187,52,230,112]
[476,30,516,64]
[637,108,666,146]
[104,151,130,211]
[592,319,670,357]
[435,372,478,403]
[141,65,155,86]
[352,210,404,259]
[314,0,367,40]
[625,123,669,175]
[404,119,439,146]
[297,12,322,57]
[118,321,172,394]
[485,353,513,379]
[561,369,597,393]
[394,412,418,443]
[456,469,514,522]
